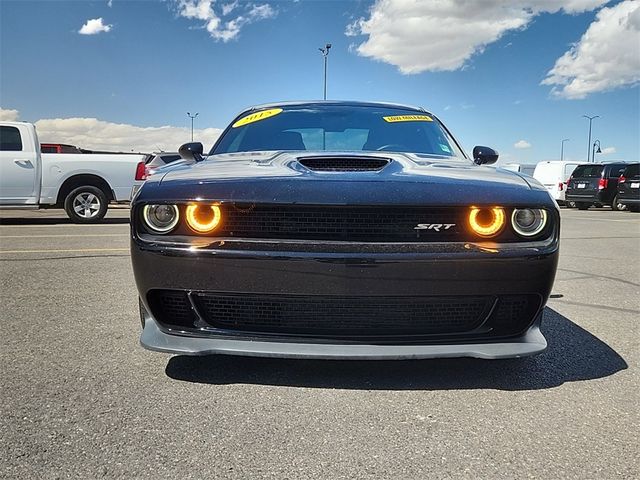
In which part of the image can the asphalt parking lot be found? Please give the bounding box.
[1,207,638,479]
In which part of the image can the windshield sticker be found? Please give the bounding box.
[439,144,451,153]
[232,108,283,128]
[383,114,433,123]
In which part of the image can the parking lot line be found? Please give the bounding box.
[559,215,639,223]
[0,248,129,254]
[0,234,127,239]
[0,223,128,228]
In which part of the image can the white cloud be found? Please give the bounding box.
[79,18,112,35]
[345,0,607,74]
[107,0,113,7]
[221,1,238,16]
[1,109,222,152]
[601,146,616,155]
[175,0,275,42]
[542,1,640,99]
[514,140,532,149]
[0,108,20,121]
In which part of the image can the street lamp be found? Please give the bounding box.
[582,114,599,162]
[560,138,569,161]
[187,112,199,142]
[318,43,331,100]
[592,139,602,162]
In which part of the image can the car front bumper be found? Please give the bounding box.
[140,308,547,359]
[131,233,559,360]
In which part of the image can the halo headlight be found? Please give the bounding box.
[511,208,547,237]
[142,204,179,233]
[185,204,222,234]
[468,207,506,238]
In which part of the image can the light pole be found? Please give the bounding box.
[187,112,199,142]
[560,138,569,161]
[582,114,599,162]
[318,43,331,100]
[592,139,602,162]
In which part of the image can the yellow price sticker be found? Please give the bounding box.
[383,115,433,123]
[232,108,283,128]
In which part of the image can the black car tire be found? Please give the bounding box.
[611,195,625,211]
[64,186,109,223]
[576,202,589,210]
[629,205,640,213]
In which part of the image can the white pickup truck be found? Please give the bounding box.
[0,121,145,223]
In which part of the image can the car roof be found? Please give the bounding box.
[575,162,627,167]
[240,100,430,115]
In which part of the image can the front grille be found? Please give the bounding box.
[299,156,390,172]
[147,290,195,328]
[490,294,541,335]
[192,293,492,336]
[217,205,468,242]
[147,289,513,338]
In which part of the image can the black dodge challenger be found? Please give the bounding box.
[131,101,559,359]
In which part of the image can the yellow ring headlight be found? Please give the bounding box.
[185,204,222,234]
[468,207,505,238]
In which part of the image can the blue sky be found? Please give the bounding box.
[1,0,638,162]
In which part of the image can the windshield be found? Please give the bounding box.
[211,105,465,158]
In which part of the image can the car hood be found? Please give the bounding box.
[140,151,552,207]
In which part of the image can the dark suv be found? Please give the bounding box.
[566,162,628,210]
[616,163,640,212]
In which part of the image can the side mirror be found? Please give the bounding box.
[178,142,204,162]
[472,146,499,165]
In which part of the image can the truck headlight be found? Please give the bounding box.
[511,208,547,237]
[142,204,179,233]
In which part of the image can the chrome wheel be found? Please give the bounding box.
[72,192,101,218]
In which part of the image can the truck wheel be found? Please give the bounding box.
[64,186,108,223]
[576,202,589,210]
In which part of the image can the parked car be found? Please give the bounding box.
[0,121,145,222]
[616,163,640,212]
[533,160,581,206]
[131,101,559,360]
[131,152,189,198]
[566,162,628,210]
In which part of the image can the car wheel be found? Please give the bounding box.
[611,195,626,211]
[64,186,108,223]
[576,202,589,210]
[567,201,576,208]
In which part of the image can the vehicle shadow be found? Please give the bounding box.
[164,307,627,391]
[0,217,129,225]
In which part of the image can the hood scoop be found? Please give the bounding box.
[298,156,391,172]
